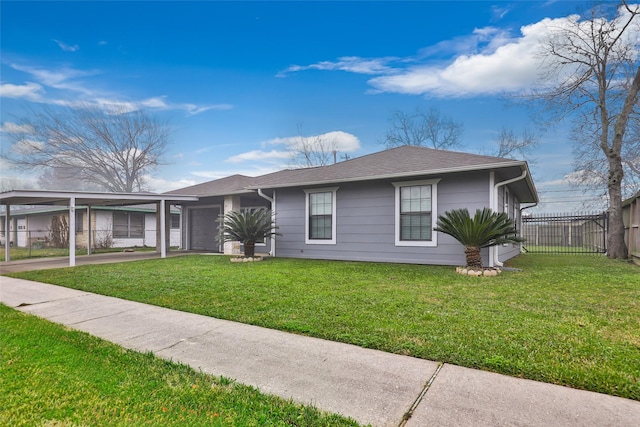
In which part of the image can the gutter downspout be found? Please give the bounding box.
[493,169,528,268]
[257,189,276,257]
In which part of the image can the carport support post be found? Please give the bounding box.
[86,206,92,256]
[160,199,167,258]
[223,195,241,255]
[4,204,10,262]
[69,197,76,267]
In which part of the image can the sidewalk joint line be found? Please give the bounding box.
[155,329,217,353]
[13,293,93,308]
[398,362,444,427]
[66,307,137,325]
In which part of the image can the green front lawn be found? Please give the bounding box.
[9,254,640,400]
[0,246,156,261]
[0,305,360,427]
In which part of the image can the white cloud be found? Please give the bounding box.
[224,131,360,167]
[267,131,361,152]
[491,5,511,21]
[182,103,234,116]
[190,164,282,180]
[144,176,199,193]
[53,39,79,52]
[0,122,34,134]
[10,63,98,93]
[538,170,606,188]
[227,149,291,163]
[368,18,553,97]
[5,63,225,116]
[11,139,45,155]
[282,6,640,98]
[277,56,398,77]
[0,82,43,100]
[140,96,169,109]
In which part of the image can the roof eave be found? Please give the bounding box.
[249,161,529,190]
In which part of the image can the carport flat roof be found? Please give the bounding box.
[0,189,199,207]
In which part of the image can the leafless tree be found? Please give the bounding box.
[492,127,539,160]
[531,1,639,259]
[571,113,640,200]
[381,107,464,150]
[289,124,339,167]
[36,166,105,191]
[0,177,35,192]
[2,104,170,192]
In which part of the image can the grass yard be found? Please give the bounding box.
[0,246,156,262]
[0,304,360,427]
[9,254,640,401]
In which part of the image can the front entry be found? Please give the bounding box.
[189,207,221,251]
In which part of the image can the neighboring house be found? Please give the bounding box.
[0,205,182,249]
[168,146,538,267]
[622,190,640,265]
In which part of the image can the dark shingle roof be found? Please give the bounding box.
[166,146,535,201]
[249,146,521,189]
[166,174,257,196]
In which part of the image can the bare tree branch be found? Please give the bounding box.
[381,107,464,150]
[492,127,539,161]
[1,103,170,192]
[289,123,339,167]
[530,1,639,259]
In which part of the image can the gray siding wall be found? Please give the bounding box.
[497,186,522,262]
[274,171,496,266]
[179,196,272,253]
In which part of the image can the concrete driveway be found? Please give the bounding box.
[0,250,195,274]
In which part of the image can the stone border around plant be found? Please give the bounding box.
[230,256,264,263]
[455,267,502,277]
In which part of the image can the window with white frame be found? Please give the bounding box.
[113,212,144,238]
[170,213,180,229]
[304,187,338,244]
[75,210,84,233]
[393,179,439,247]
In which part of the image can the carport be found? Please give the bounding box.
[0,189,199,267]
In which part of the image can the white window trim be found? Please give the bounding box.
[392,179,440,247]
[504,188,510,217]
[113,211,145,239]
[304,187,338,245]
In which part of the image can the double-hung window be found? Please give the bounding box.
[393,179,439,247]
[75,210,84,233]
[304,187,337,244]
[113,212,144,238]
[170,213,180,229]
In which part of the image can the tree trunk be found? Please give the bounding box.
[607,177,628,259]
[465,246,483,269]
[243,241,256,258]
[605,66,639,260]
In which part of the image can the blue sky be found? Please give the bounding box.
[0,1,622,211]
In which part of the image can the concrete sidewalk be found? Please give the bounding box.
[1,276,638,427]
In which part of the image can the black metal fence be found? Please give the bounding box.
[521,212,607,254]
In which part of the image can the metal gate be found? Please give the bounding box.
[521,212,607,254]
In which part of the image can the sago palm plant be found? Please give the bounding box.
[222,209,280,257]
[434,208,523,269]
